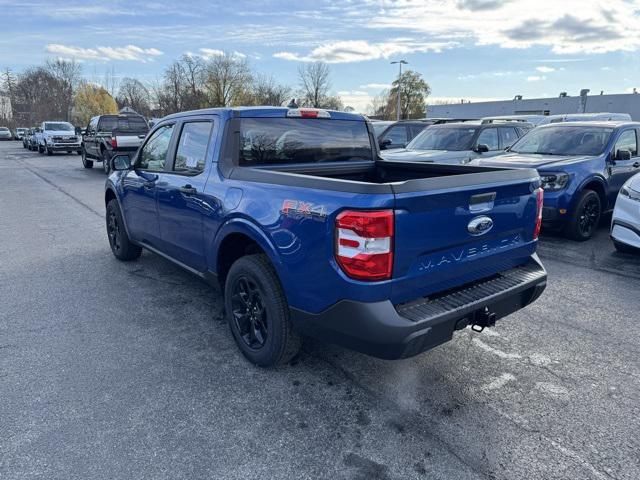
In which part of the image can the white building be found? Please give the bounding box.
[426,90,640,120]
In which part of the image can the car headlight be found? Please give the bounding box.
[540,172,569,191]
[620,185,640,201]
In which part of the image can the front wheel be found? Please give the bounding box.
[613,240,638,254]
[225,254,302,367]
[106,199,142,261]
[565,190,601,241]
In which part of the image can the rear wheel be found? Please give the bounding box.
[102,150,111,174]
[565,190,601,241]
[225,254,301,367]
[106,199,142,261]
[81,148,93,168]
[613,240,638,254]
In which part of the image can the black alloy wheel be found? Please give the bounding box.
[230,276,268,350]
[107,208,122,255]
[578,195,600,238]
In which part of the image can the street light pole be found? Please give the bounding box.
[391,60,408,121]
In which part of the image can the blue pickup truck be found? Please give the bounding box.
[473,121,640,240]
[104,107,547,366]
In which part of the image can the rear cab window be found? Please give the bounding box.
[238,118,373,166]
[99,115,148,133]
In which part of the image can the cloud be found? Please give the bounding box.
[456,0,510,11]
[45,44,163,62]
[199,48,224,59]
[360,0,640,55]
[360,83,392,90]
[274,39,456,63]
[526,75,546,82]
[536,66,555,73]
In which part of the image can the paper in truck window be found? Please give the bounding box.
[174,121,213,173]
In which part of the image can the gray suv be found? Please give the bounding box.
[381,120,531,164]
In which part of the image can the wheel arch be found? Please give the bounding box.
[577,176,608,210]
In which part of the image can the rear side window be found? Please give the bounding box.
[500,127,520,148]
[173,121,213,173]
[615,130,638,156]
[239,118,373,166]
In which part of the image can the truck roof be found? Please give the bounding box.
[161,106,365,122]
[536,120,640,129]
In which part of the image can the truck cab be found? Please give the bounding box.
[104,107,546,367]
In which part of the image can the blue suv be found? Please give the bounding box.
[473,121,640,240]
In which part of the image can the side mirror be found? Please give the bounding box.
[111,154,132,171]
[379,138,393,150]
[616,149,632,161]
[81,129,86,135]
[475,144,490,153]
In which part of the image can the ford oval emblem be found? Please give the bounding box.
[467,216,494,236]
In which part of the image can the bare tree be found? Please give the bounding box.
[203,53,252,107]
[116,77,152,116]
[298,62,331,108]
[179,55,206,110]
[45,59,82,121]
[13,66,67,124]
[249,74,291,106]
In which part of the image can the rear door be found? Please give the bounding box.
[390,171,540,303]
[155,116,216,271]
[499,127,520,150]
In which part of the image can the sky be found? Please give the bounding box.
[1,0,640,112]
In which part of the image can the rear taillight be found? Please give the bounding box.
[110,136,118,148]
[335,210,394,281]
[533,188,543,240]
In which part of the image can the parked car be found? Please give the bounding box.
[375,120,434,150]
[472,121,640,240]
[26,128,40,150]
[104,106,547,367]
[36,121,81,155]
[82,114,149,174]
[611,172,640,253]
[0,127,12,140]
[381,121,531,164]
[538,112,632,125]
[14,127,28,141]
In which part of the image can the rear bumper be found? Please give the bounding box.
[290,255,547,360]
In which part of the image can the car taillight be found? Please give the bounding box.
[335,210,394,281]
[533,188,543,240]
[110,136,118,148]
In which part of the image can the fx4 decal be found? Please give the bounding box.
[281,199,327,220]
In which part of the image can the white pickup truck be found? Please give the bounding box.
[81,114,149,174]
[36,121,82,155]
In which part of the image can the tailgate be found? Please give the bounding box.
[114,133,146,149]
[390,169,540,304]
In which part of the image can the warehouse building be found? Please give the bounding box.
[426,90,640,120]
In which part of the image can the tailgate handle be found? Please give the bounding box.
[469,192,496,212]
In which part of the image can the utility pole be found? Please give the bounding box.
[391,60,408,121]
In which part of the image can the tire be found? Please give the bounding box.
[46,145,53,156]
[225,254,302,367]
[38,143,43,154]
[81,148,93,168]
[564,190,601,241]
[106,199,142,261]
[613,240,638,254]
[102,149,111,175]
[77,150,82,155]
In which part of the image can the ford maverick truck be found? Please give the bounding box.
[104,107,547,367]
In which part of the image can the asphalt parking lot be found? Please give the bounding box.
[1,140,639,480]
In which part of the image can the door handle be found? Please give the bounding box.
[633,161,640,168]
[179,185,197,195]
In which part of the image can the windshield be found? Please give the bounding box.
[239,118,373,166]
[372,122,393,137]
[45,122,73,131]
[0,127,9,132]
[509,126,613,156]
[407,126,478,151]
